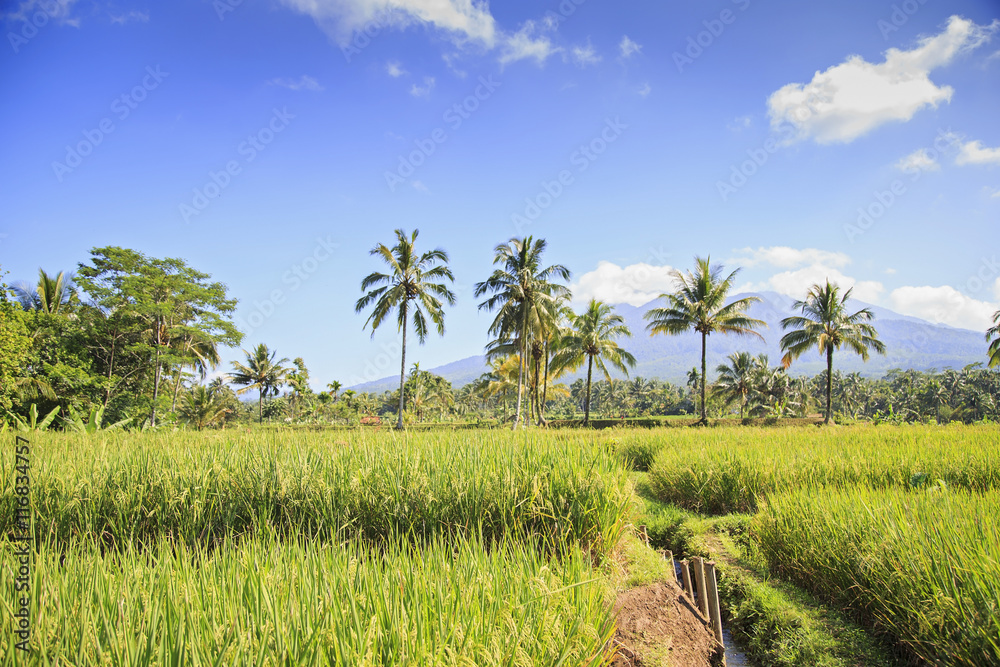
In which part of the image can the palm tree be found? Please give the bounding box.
[13,269,77,314]
[168,330,221,411]
[227,343,291,423]
[987,310,1000,368]
[326,380,342,401]
[779,281,886,424]
[475,237,570,429]
[178,385,229,430]
[552,299,636,425]
[644,257,765,424]
[355,229,455,430]
[712,351,760,420]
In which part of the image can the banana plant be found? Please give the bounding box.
[13,403,61,432]
[61,405,132,433]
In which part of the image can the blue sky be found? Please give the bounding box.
[2,0,999,389]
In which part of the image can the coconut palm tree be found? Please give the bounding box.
[644,257,765,424]
[988,310,1000,368]
[355,229,455,430]
[168,330,221,412]
[712,351,761,420]
[552,299,636,425]
[227,343,291,423]
[475,237,570,429]
[178,385,229,430]
[779,281,886,424]
[12,269,77,314]
[326,380,342,401]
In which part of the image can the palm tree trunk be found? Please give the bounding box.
[513,308,528,430]
[700,331,707,423]
[171,369,183,412]
[258,387,264,424]
[397,303,408,430]
[532,352,541,425]
[825,348,833,425]
[584,355,594,425]
[539,340,550,427]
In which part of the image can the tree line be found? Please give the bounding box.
[2,234,999,431]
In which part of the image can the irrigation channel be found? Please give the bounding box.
[670,556,750,667]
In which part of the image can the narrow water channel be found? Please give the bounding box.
[671,558,751,666]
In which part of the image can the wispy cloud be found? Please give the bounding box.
[896,148,940,172]
[637,82,651,97]
[268,75,324,92]
[385,60,407,77]
[619,35,641,58]
[499,19,560,67]
[569,39,601,67]
[410,76,435,97]
[110,10,149,25]
[768,16,999,144]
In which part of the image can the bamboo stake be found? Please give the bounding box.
[693,556,709,618]
[705,560,724,646]
[680,559,693,603]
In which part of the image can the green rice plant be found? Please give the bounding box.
[752,486,1000,666]
[0,531,615,666]
[0,430,632,554]
[644,424,1000,513]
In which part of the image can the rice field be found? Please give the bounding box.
[0,430,632,666]
[753,486,1000,667]
[639,424,1000,514]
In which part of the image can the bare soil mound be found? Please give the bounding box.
[610,580,725,667]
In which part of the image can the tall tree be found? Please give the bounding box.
[228,343,291,423]
[76,247,242,427]
[355,229,455,430]
[475,237,570,429]
[552,299,636,425]
[988,310,1000,369]
[644,257,765,424]
[780,281,886,424]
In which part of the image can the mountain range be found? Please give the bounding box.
[348,291,990,392]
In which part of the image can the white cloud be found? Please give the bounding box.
[727,116,752,132]
[768,16,998,144]
[499,19,560,66]
[896,148,940,172]
[412,180,429,192]
[3,0,80,25]
[569,40,601,67]
[570,261,676,307]
[956,139,1000,166]
[110,10,149,25]
[409,76,435,97]
[385,60,407,77]
[637,82,651,98]
[279,0,497,47]
[986,186,1000,198]
[619,35,641,58]
[268,75,324,92]
[733,246,851,270]
[889,285,997,330]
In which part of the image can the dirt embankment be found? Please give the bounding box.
[611,580,725,667]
